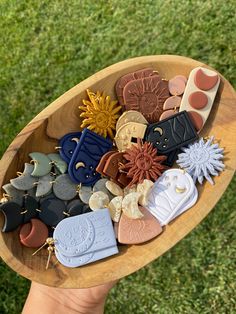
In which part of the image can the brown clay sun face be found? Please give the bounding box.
[123,76,170,123]
[120,139,167,187]
[79,89,122,139]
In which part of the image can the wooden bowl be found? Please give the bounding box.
[0,55,235,288]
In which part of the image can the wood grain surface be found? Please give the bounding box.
[0,55,235,288]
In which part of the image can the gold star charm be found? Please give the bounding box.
[79,89,122,139]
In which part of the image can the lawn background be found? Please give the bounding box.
[0,0,235,313]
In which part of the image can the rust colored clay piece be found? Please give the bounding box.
[123,76,169,123]
[194,68,219,91]
[115,68,158,106]
[96,151,115,176]
[118,207,162,244]
[19,219,49,248]
[120,139,167,187]
[163,95,182,110]
[188,91,208,109]
[117,172,131,187]
[187,111,204,131]
[168,77,186,96]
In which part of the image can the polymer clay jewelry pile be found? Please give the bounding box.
[0,66,225,268]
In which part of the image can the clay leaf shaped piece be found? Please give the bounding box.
[2,183,25,206]
[68,128,113,186]
[79,89,122,139]
[53,208,118,267]
[118,206,162,244]
[59,132,82,164]
[176,136,224,185]
[48,153,68,174]
[10,163,38,191]
[53,174,78,201]
[144,111,198,154]
[146,169,196,226]
[123,76,170,123]
[29,152,52,177]
[119,139,167,187]
[115,68,158,106]
[19,219,49,248]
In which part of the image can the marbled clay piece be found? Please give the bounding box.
[123,76,170,123]
[115,68,157,107]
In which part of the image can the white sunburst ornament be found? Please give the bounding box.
[176,136,225,185]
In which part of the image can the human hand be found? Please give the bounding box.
[22,280,118,314]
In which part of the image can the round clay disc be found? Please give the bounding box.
[67,199,84,216]
[168,77,186,95]
[174,75,187,84]
[163,96,182,110]
[39,197,66,227]
[19,219,49,248]
[188,91,208,109]
[79,185,92,204]
[187,111,204,131]
[159,109,177,121]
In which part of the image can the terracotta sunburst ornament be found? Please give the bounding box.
[119,139,168,187]
[79,89,122,139]
[123,76,170,123]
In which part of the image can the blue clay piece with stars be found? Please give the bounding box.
[68,129,113,186]
[59,132,82,164]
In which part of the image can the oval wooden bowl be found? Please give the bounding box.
[0,55,236,288]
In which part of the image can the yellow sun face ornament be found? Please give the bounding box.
[79,89,122,139]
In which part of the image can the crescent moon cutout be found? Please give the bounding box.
[175,186,187,194]
[153,127,163,135]
[194,68,219,91]
[75,161,86,170]
[71,137,80,144]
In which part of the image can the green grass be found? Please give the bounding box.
[0,0,235,313]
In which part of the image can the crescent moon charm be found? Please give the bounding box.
[75,161,86,170]
[71,137,80,144]
[153,127,163,135]
[175,186,187,194]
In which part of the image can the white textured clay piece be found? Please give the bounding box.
[123,185,137,196]
[53,208,117,258]
[122,192,143,219]
[108,196,123,222]
[116,110,148,131]
[105,181,123,197]
[146,169,195,226]
[79,185,92,204]
[53,174,78,201]
[89,191,109,211]
[179,67,220,131]
[2,183,25,205]
[36,173,54,198]
[174,75,188,84]
[159,109,177,121]
[176,136,225,185]
[136,179,154,207]
[48,153,67,174]
[114,122,147,152]
[118,206,162,244]
[168,77,186,95]
[10,163,38,191]
[163,96,182,110]
[172,186,198,220]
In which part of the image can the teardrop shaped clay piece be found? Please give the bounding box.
[118,207,162,244]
